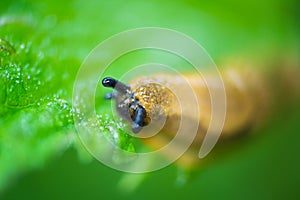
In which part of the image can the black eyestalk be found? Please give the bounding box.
[102,77,130,94]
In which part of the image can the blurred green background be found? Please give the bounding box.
[0,0,300,199]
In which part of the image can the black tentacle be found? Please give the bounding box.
[104,92,116,100]
[102,77,130,94]
[131,106,146,133]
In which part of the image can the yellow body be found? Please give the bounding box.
[109,55,300,169]
[128,67,270,169]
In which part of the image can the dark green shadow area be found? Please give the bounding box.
[2,106,300,200]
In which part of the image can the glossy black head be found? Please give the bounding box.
[102,77,148,133]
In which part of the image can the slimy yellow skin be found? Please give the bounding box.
[103,55,300,169]
[125,68,269,169]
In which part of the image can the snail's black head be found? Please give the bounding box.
[102,77,148,133]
